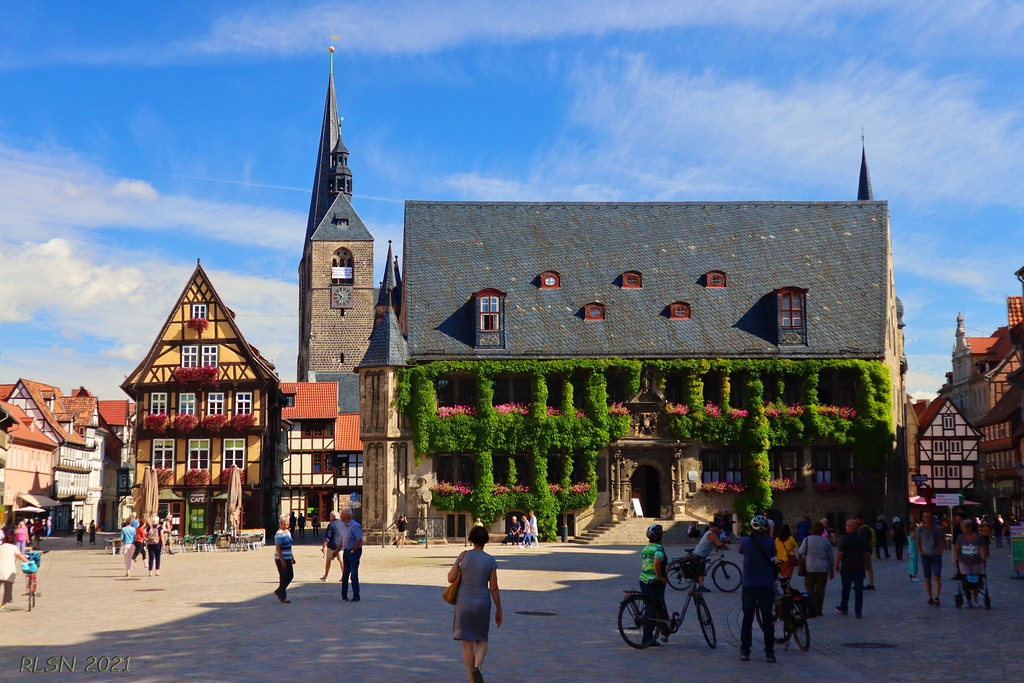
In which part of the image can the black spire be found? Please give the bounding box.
[858,144,873,201]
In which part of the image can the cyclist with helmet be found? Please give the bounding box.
[738,515,777,663]
[639,524,673,645]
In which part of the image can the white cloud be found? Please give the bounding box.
[0,142,304,250]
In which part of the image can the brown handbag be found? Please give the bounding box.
[443,551,466,605]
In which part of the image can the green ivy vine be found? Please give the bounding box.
[397,358,894,538]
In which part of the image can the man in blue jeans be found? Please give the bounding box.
[339,508,363,602]
[738,515,776,663]
[835,519,871,617]
[915,511,946,606]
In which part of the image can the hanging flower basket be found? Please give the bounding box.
[155,468,174,486]
[202,414,229,432]
[185,469,211,486]
[172,413,200,432]
[144,413,169,432]
[219,468,246,485]
[700,481,746,494]
[174,366,219,385]
[185,317,210,336]
[230,413,257,429]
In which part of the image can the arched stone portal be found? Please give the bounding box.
[630,465,661,518]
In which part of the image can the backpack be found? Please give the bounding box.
[146,525,161,545]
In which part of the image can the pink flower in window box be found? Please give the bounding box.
[155,468,174,486]
[230,413,257,429]
[202,414,229,432]
[219,468,247,485]
[144,413,169,432]
[174,366,219,385]
[185,317,209,336]
[172,413,200,432]
[184,469,211,486]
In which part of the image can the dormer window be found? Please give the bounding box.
[706,271,727,288]
[780,290,803,328]
[473,289,507,351]
[774,287,808,346]
[622,271,642,288]
[584,303,606,321]
[669,302,691,319]
[539,271,560,289]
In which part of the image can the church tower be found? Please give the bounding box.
[297,72,375,381]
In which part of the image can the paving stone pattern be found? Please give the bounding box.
[1,534,1021,682]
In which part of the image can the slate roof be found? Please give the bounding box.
[304,74,372,247]
[358,307,409,368]
[402,201,892,360]
[310,373,361,414]
[375,241,401,309]
[280,382,338,420]
[335,414,362,451]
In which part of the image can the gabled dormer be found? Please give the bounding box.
[474,288,507,351]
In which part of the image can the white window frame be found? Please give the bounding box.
[949,440,962,454]
[151,392,168,415]
[188,439,211,471]
[202,345,219,368]
[948,465,961,478]
[191,303,207,320]
[933,440,946,454]
[934,465,946,478]
[479,296,500,331]
[207,393,225,416]
[942,415,955,429]
[182,345,199,368]
[235,392,253,415]
[152,440,174,469]
[179,393,196,415]
[223,438,246,470]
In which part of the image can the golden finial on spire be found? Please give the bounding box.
[329,34,340,74]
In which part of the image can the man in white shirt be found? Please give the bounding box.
[693,522,728,591]
[526,511,539,549]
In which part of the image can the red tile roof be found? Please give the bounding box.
[0,384,15,400]
[98,400,131,426]
[1009,296,1022,327]
[280,382,338,420]
[914,397,947,430]
[335,414,362,451]
[968,336,999,355]
[0,401,58,450]
[17,379,85,444]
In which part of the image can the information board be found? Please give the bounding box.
[630,498,644,518]
[933,493,962,506]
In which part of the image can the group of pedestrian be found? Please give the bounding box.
[505,511,539,548]
[273,507,363,605]
[118,515,165,578]
[74,520,97,546]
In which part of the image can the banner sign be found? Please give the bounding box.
[332,267,352,280]
[188,490,208,505]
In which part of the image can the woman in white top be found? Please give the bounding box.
[797,521,836,617]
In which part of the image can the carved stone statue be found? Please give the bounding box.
[630,412,658,438]
[410,476,433,534]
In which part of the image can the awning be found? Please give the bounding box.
[159,489,184,501]
[212,491,253,501]
[908,495,928,505]
[19,492,61,508]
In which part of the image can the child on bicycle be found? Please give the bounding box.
[0,536,31,612]
[640,524,673,645]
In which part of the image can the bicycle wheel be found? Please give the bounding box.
[695,595,717,649]
[756,602,787,644]
[666,559,692,591]
[791,603,810,652]
[711,560,742,593]
[27,576,36,611]
[617,594,658,649]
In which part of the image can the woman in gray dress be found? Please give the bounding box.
[448,525,503,683]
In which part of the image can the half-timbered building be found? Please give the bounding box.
[913,397,980,498]
[280,382,363,523]
[121,262,281,536]
[976,381,1023,516]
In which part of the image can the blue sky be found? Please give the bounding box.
[2,1,1024,400]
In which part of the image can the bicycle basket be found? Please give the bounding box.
[680,555,705,579]
[21,561,38,574]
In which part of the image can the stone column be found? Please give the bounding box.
[672,449,687,518]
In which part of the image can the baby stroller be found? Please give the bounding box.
[953,562,990,609]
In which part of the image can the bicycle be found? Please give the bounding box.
[618,566,716,650]
[666,547,742,593]
[754,577,810,651]
[23,550,45,612]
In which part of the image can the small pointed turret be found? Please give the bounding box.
[858,144,873,201]
[374,241,401,327]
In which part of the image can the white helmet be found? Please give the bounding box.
[750,515,770,533]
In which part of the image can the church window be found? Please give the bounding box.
[539,271,560,289]
[331,249,354,285]
[622,271,642,288]
[669,302,691,319]
[191,304,207,320]
[181,346,199,368]
[584,303,605,321]
[706,271,727,288]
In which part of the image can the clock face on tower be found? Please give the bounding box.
[331,286,354,309]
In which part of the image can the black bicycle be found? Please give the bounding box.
[754,577,810,651]
[666,547,742,593]
[618,566,716,650]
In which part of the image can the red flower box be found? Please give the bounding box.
[185,317,210,336]
[174,366,219,385]
[144,413,169,432]
[185,469,211,486]
[155,468,174,486]
[202,414,229,432]
[219,468,247,485]
[230,413,257,429]
[173,413,200,432]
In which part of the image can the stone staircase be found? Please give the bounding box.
[569,518,691,546]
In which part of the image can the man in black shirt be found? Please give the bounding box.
[854,515,876,589]
[835,519,871,617]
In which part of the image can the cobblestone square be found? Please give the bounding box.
[1,534,1021,682]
